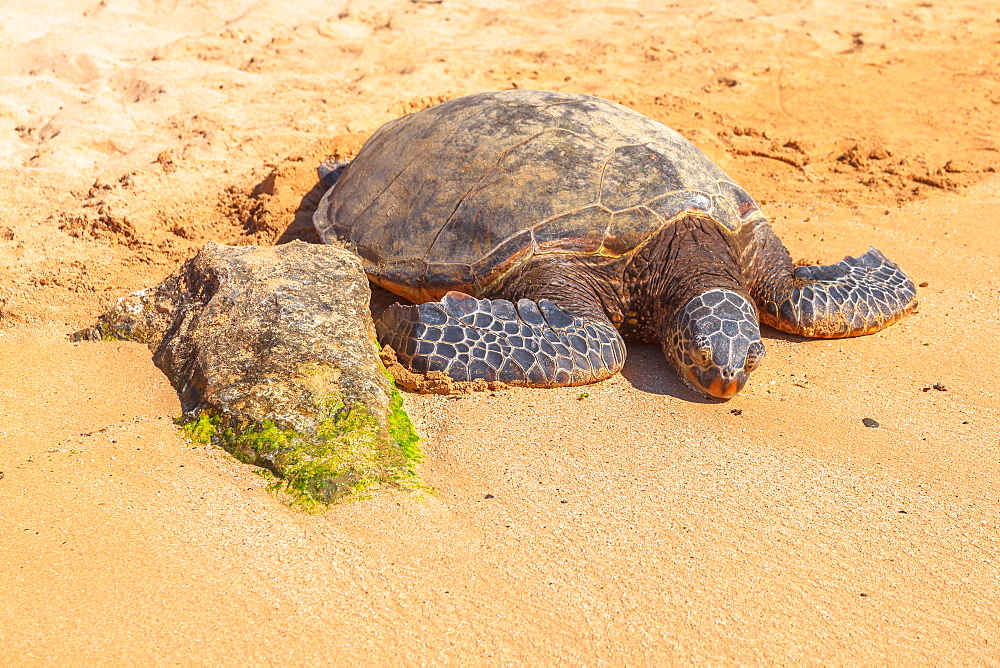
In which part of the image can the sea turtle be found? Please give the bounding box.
[314,90,917,398]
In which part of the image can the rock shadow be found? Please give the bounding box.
[273,175,329,245]
[368,283,413,321]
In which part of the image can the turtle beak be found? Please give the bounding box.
[704,373,745,399]
[682,366,748,399]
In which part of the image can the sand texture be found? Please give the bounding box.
[1,0,998,663]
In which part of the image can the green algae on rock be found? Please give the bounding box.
[75,241,421,506]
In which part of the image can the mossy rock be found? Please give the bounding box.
[183,384,420,507]
[77,241,423,507]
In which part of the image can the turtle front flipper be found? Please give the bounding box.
[376,292,626,387]
[754,245,918,338]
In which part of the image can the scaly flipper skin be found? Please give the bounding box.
[747,223,918,338]
[376,292,626,387]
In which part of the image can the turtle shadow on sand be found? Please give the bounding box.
[619,345,723,404]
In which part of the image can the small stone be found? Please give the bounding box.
[862,417,879,428]
[933,382,947,391]
[730,408,742,416]
[484,493,494,499]
[918,281,929,288]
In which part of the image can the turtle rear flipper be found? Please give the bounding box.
[377,292,626,387]
[757,247,918,338]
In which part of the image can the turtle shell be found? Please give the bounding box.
[314,90,764,303]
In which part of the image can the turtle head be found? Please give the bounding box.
[665,289,765,399]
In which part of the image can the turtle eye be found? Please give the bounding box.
[744,342,765,372]
[691,335,714,367]
[697,346,714,367]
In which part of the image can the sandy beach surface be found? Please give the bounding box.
[2,0,998,663]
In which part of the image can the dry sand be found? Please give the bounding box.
[2,0,999,663]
